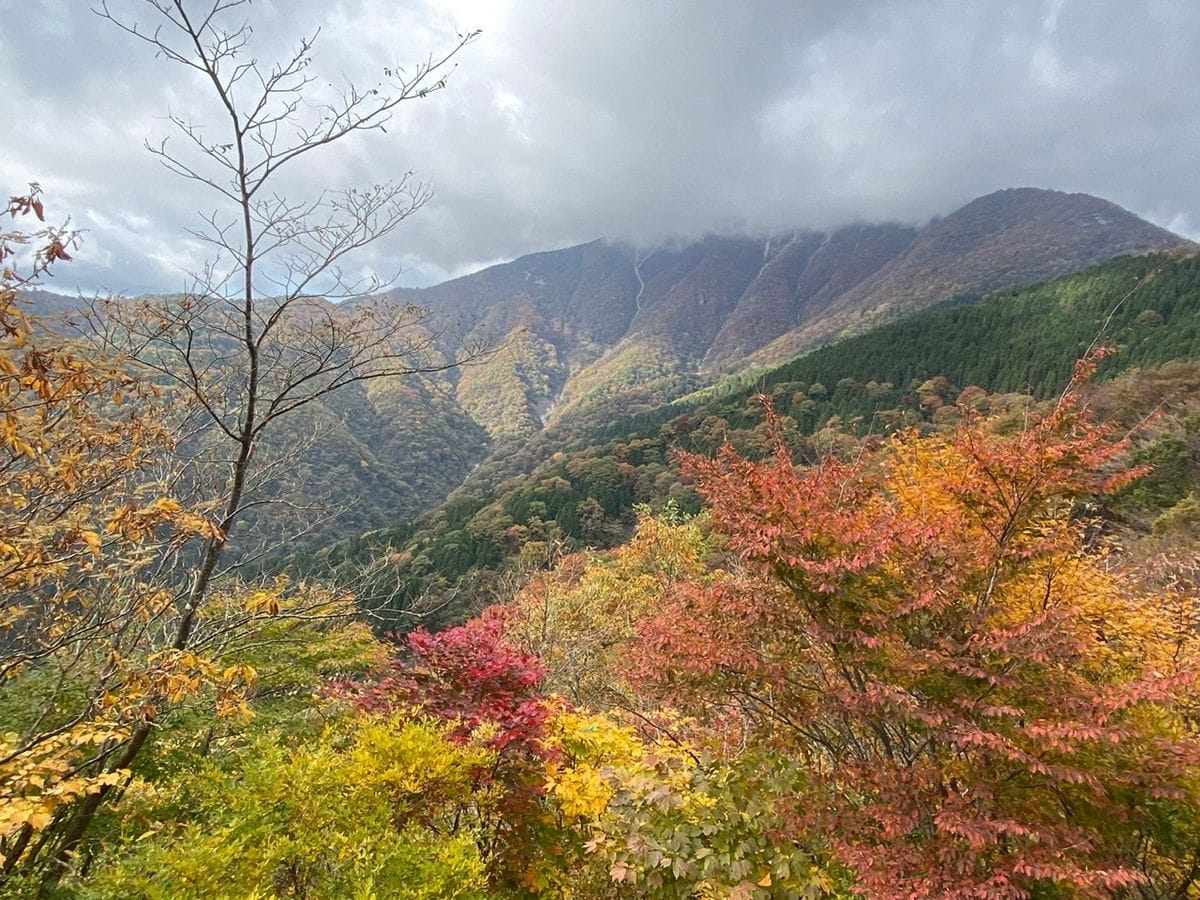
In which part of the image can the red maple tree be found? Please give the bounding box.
[631,356,1200,897]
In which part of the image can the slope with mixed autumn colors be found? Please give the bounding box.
[23,188,1189,551]
[308,248,1200,631]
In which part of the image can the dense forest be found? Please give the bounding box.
[6,175,1200,896]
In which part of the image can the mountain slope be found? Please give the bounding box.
[19,289,492,553]
[748,188,1186,366]
[25,188,1189,552]
[307,248,1200,627]
[388,188,1186,440]
[703,223,920,370]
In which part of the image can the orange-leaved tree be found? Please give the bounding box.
[632,353,1200,897]
[501,507,717,711]
[0,187,242,879]
[0,191,370,886]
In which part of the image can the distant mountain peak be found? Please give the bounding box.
[743,188,1188,368]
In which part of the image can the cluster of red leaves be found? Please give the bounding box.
[3,185,76,282]
[344,609,556,756]
[628,354,1200,898]
[333,609,564,890]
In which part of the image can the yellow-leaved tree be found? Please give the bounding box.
[0,186,224,877]
[5,0,485,880]
[0,189,384,888]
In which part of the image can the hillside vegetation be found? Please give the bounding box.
[7,193,1200,899]
[306,250,1200,627]
[50,366,1200,898]
[748,187,1186,366]
[389,187,1185,439]
[24,188,1185,554]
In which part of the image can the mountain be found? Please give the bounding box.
[245,369,490,547]
[18,289,493,553]
[746,188,1187,366]
[23,188,1190,553]
[389,188,1186,438]
[386,229,916,434]
[701,223,919,371]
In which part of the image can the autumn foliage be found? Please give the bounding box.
[0,188,224,875]
[624,355,1200,896]
[0,192,372,888]
[4,193,1200,897]
[280,355,1200,897]
[345,613,555,754]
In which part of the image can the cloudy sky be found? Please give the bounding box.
[2,0,1199,294]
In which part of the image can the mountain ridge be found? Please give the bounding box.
[20,187,1191,552]
[308,247,1200,628]
[380,187,1186,440]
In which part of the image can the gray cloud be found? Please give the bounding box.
[2,0,1198,294]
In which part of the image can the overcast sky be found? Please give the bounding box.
[2,0,1198,294]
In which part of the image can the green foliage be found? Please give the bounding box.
[0,582,389,895]
[137,585,387,771]
[578,746,840,898]
[1152,492,1200,540]
[457,326,563,440]
[1117,435,1196,510]
[77,718,491,899]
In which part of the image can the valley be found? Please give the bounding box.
[12,186,1200,899]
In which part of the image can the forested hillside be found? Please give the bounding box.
[22,291,492,552]
[307,249,1200,626]
[33,351,1200,898]
[385,187,1186,439]
[28,187,1183,554]
[747,187,1187,366]
[7,192,1200,900]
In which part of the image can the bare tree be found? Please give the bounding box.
[40,0,482,868]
